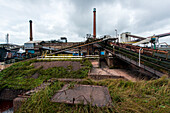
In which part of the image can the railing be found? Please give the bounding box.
[114,46,170,71]
[37,55,100,60]
[98,42,170,77]
[114,48,168,77]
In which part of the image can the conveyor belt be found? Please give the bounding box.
[47,37,169,77]
[49,37,116,55]
[98,42,170,77]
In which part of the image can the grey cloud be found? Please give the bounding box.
[117,0,170,32]
[0,0,170,44]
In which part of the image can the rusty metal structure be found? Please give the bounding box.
[47,35,169,77]
[99,41,170,77]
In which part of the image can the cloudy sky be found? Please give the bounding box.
[0,0,170,45]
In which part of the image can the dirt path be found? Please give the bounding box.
[89,60,137,82]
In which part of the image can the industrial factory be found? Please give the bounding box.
[1,0,170,112]
[0,8,170,71]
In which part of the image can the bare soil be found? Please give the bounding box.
[32,61,81,71]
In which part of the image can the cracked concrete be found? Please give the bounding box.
[51,84,112,107]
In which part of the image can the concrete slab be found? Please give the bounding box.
[89,68,137,82]
[51,84,112,107]
[90,60,99,68]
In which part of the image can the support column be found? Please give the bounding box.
[92,44,94,55]
[78,47,81,56]
[99,48,101,68]
[87,45,89,55]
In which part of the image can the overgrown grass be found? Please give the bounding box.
[0,59,92,90]
[18,76,170,113]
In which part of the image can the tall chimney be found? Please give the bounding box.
[93,8,96,39]
[29,20,33,41]
[6,33,9,44]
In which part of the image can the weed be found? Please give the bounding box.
[17,76,170,113]
[0,59,92,90]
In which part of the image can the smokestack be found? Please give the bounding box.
[6,33,9,44]
[93,8,96,39]
[29,20,33,41]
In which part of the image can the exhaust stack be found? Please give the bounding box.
[93,8,96,39]
[6,33,9,44]
[29,20,33,41]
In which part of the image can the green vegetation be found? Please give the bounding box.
[18,76,170,113]
[1,58,169,112]
[0,59,92,90]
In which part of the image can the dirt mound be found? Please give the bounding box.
[33,61,81,71]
